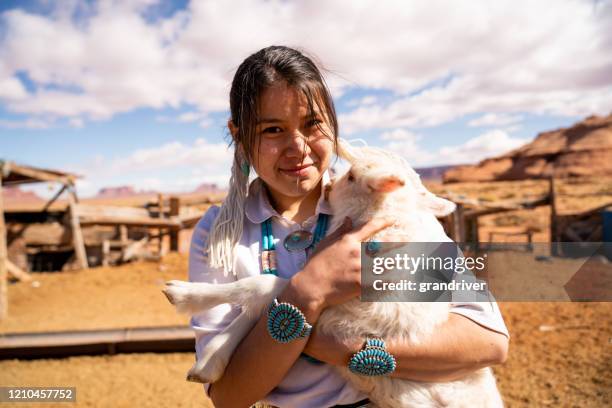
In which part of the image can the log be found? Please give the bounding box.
[549,177,559,256]
[0,176,8,319]
[5,163,74,185]
[42,184,67,212]
[169,197,180,252]
[102,240,110,267]
[76,204,150,219]
[79,215,181,228]
[67,185,88,269]
[157,194,164,254]
[452,204,465,242]
[6,260,32,282]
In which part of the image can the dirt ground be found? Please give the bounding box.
[1,255,610,407]
[0,253,190,333]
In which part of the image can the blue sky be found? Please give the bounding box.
[1,0,610,197]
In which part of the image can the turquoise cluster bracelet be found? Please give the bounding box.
[267,298,312,343]
[348,337,397,376]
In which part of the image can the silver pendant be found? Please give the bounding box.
[283,230,314,252]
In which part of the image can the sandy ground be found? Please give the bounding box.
[1,353,211,408]
[0,254,190,333]
[1,255,610,407]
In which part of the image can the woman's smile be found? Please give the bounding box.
[279,163,315,177]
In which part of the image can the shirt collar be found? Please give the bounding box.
[244,171,333,224]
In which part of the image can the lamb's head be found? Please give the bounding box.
[328,140,456,219]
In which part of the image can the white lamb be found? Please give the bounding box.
[163,141,503,408]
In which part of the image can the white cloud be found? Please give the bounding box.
[65,138,233,196]
[110,138,232,172]
[0,117,52,129]
[155,110,212,128]
[377,129,434,166]
[468,113,523,127]
[0,0,610,129]
[0,76,28,100]
[380,128,528,167]
[347,95,378,107]
[340,78,612,134]
[379,129,420,142]
[436,130,528,165]
[177,111,205,123]
[69,117,84,128]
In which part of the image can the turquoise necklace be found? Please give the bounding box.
[261,213,329,275]
[261,213,329,365]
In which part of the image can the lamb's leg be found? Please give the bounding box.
[163,274,286,315]
[187,310,256,383]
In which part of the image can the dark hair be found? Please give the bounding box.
[229,45,338,165]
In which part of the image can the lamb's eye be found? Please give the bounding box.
[347,172,355,182]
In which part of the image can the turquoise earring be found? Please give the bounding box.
[241,161,250,177]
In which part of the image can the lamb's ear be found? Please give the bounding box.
[422,192,456,217]
[337,138,358,164]
[369,175,405,193]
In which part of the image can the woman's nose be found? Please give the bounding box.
[285,129,310,157]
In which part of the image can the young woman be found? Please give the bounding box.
[189,46,509,408]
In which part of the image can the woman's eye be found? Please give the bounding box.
[262,126,282,134]
[307,118,323,127]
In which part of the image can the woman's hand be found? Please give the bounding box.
[282,216,395,320]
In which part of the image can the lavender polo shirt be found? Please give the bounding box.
[189,177,509,408]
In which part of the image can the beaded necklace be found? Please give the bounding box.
[261,213,329,275]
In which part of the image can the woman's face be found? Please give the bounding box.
[247,81,334,202]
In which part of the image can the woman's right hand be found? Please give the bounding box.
[283,216,395,318]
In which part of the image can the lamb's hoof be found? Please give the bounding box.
[186,371,206,383]
[186,357,227,384]
[186,367,217,384]
[162,281,188,305]
[161,287,180,305]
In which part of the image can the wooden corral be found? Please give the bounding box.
[1,161,85,320]
[1,160,214,320]
[439,177,612,256]
[439,186,551,249]
[5,192,204,271]
[551,202,612,257]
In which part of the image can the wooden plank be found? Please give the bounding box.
[75,204,150,219]
[79,216,181,228]
[102,240,110,267]
[169,197,180,252]
[19,222,69,246]
[6,163,74,185]
[452,204,465,242]
[0,326,194,359]
[11,222,116,247]
[157,194,164,254]
[0,177,8,320]
[6,259,32,282]
[0,326,194,348]
[74,203,178,227]
[41,184,67,212]
[549,177,559,256]
[67,186,88,270]
[119,225,128,244]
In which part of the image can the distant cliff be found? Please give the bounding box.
[95,186,157,198]
[443,113,612,183]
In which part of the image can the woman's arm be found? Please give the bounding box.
[208,280,323,408]
[304,313,508,382]
[209,217,394,407]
